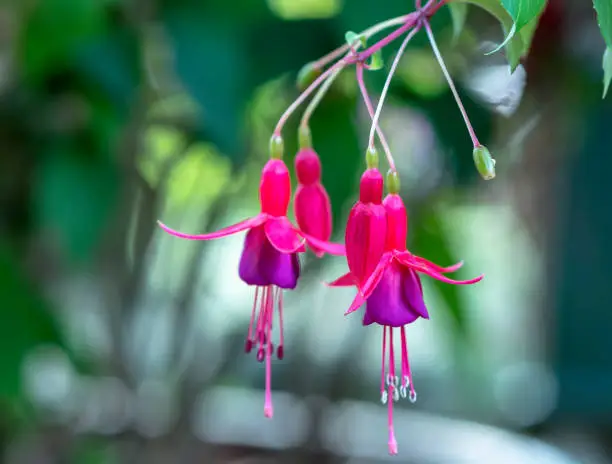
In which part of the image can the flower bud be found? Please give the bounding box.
[294,148,332,257]
[473,145,496,180]
[297,62,322,91]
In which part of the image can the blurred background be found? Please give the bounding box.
[0,0,610,462]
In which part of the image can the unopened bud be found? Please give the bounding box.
[270,135,284,160]
[297,62,322,91]
[473,145,496,180]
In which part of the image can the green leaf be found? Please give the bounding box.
[501,0,547,30]
[164,12,248,158]
[345,30,367,50]
[603,47,612,98]
[448,0,526,72]
[33,149,120,262]
[518,12,543,58]
[593,0,612,46]
[448,3,469,43]
[367,50,384,71]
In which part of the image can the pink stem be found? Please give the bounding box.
[355,64,396,171]
[355,16,417,63]
[423,18,480,147]
[274,60,347,136]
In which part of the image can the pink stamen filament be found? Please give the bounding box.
[355,63,396,171]
[381,326,387,399]
[423,18,480,147]
[388,327,398,455]
[277,289,285,352]
[264,286,274,418]
[246,287,260,349]
[401,326,415,398]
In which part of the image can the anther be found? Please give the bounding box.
[244,339,253,353]
[400,386,407,399]
[381,391,388,404]
[276,345,284,360]
[257,348,265,363]
[409,391,417,403]
[393,389,400,402]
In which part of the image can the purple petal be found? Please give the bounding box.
[363,260,424,327]
[239,226,300,289]
[402,269,430,320]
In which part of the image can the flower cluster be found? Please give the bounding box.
[159,0,489,455]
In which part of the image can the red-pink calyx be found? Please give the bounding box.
[383,194,407,251]
[260,159,291,216]
[295,148,322,185]
[359,168,384,204]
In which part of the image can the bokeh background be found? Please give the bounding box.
[0,0,610,462]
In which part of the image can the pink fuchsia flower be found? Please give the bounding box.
[158,156,344,418]
[329,152,387,289]
[331,172,483,455]
[294,147,332,257]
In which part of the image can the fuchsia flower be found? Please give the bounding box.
[330,173,483,455]
[294,148,332,257]
[158,158,344,418]
[329,166,387,288]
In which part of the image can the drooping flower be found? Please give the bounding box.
[158,154,344,418]
[331,171,483,455]
[330,148,387,288]
[294,147,332,257]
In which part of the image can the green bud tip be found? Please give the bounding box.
[366,146,379,169]
[298,125,312,149]
[297,62,322,91]
[473,145,496,180]
[386,170,401,194]
[270,135,284,160]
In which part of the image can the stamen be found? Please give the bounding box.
[387,326,398,455]
[246,287,259,347]
[277,289,285,360]
[400,326,416,401]
[380,326,387,397]
[264,287,274,419]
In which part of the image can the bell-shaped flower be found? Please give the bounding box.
[158,158,344,418]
